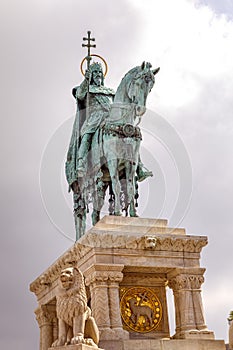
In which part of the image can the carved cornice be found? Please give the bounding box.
[80,232,208,253]
[30,232,207,296]
[30,243,92,295]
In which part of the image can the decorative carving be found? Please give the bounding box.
[168,274,204,291]
[144,235,158,249]
[120,287,162,333]
[30,232,208,297]
[93,284,110,329]
[35,305,56,350]
[189,275,204,289]
[171,238,184,252]
[80,232,208,253]
[35,305,54,327]
[40,274,50,286]
[84,265,128,340]
[168,272,208,337]
[29,243,92,295]
[168,275,190,290]
[52,267,99,348]
[85,269,123,286]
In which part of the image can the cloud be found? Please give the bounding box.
[128,0,233,110]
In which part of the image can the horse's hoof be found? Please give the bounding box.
[114,212,122,216]
[130,213,138,217]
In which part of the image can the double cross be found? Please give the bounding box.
[82,30,96,70]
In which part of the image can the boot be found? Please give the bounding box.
[136,162,153,182]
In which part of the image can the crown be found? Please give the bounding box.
[90,62,103,71]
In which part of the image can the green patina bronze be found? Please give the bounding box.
[65,31,160,240]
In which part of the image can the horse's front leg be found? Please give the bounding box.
[125,161,138,217]
[108,159,121,216]
[72,181,86,241]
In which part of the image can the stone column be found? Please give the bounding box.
[84,264,128,340]
[85,267,112,340]
[189,275,207,331]
[108,271,129,339]
[35,305,55,350]
[168,269,214,339]
[168,274,196,337]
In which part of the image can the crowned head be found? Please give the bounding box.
[90,62,104,86]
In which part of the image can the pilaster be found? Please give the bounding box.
[35,304,56,350]
[84,264,129,340]
[168,268,214,339]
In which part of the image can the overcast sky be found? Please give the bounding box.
[1,0,233,349]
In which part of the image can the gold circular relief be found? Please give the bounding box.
[120,287,162,333]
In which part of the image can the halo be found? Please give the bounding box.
[80,54,108,77]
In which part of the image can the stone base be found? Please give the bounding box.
[49,345,103,350]
[99,339,226,350]
[31,216,224,350]
[174,329,215,340]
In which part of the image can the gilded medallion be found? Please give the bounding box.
[120,287,162,333]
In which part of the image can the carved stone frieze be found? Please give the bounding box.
[30,243,92,295]
[80,232,208,253]
[30,231,207,297]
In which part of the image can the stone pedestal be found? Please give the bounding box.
[30,216,226,350]
[99,339,225,350]
[48,346,103,350]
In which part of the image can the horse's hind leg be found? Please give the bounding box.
[108,159,121,216]
[92,181,108,225]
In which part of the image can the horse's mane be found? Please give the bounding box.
[121,66,142,82]
[114,66,144,100]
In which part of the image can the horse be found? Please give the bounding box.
[90,61,160,224]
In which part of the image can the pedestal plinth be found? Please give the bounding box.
[30,216,226,350]
[48,345,103,350]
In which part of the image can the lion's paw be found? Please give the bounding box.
[51,335,66,347]
[71,334,85,345]
[84,338,98,348]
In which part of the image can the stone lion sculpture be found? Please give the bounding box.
[52,267,99,347]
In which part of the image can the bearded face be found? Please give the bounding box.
[60,268,75,289]
[91,67,103,86]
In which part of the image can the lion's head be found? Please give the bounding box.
[60,267,76,290]
[59,267,87,297]
[144,235,157,249]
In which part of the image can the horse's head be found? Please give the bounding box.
[127,62,160,116]
[109,62,160,125]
